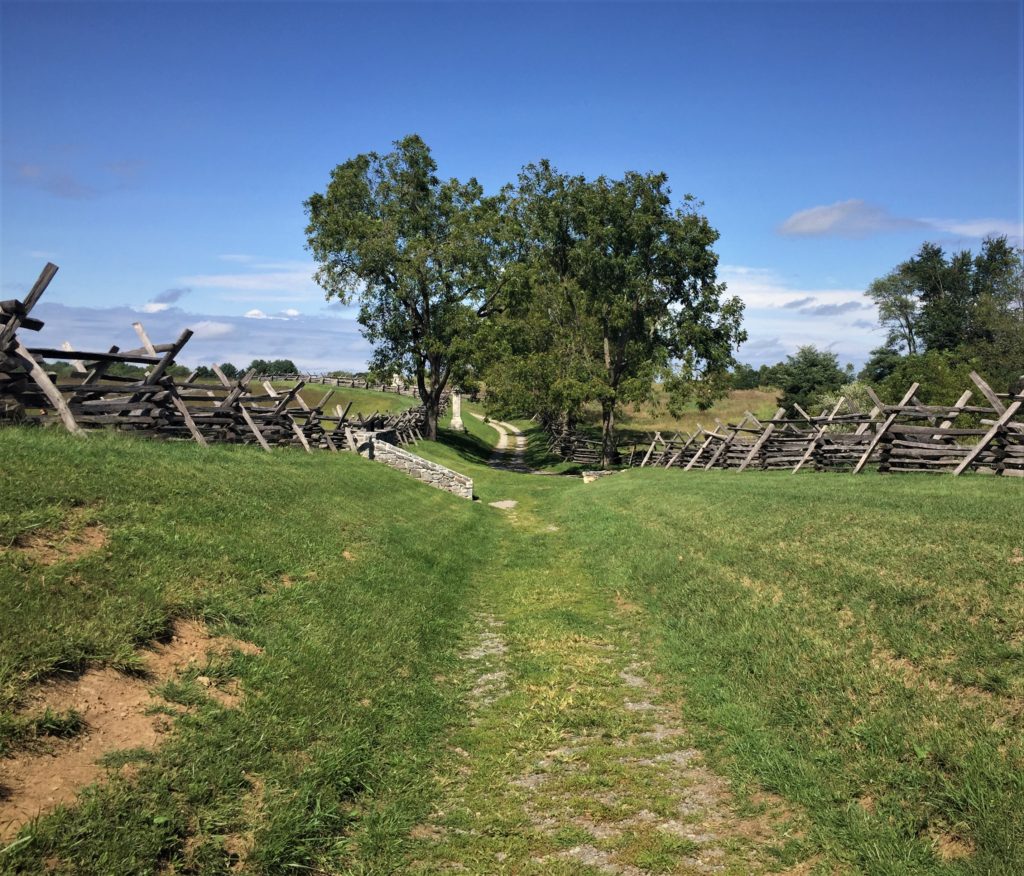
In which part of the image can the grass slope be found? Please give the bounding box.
[0,428,495,874]
[573,388,781,442]
[1,420,1022,874]
[412,430,1024,874]
[272,382,419,419]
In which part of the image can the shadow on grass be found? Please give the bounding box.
[518,426,586,476]
[433,428,497,467]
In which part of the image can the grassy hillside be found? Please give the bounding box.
[1,423,1022,874]
[413,431,1024,874]
[576,388,781,441]
[0,429,495,873]
[270,382,419,419]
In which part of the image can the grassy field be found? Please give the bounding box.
[574,388,781,442]
[0,428,496,873]
[271,382,418,419]
[1,402,1022,874]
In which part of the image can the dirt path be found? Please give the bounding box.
[470,413,532,473]
[407,575,807,873]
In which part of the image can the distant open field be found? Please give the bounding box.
[575,387,781,441]
[1,411,1021,873]
[269,381,418,419]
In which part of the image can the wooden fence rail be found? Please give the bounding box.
[610,373,1023,477]
[0,264,440,455]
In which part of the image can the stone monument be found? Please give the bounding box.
[449,389,466,432]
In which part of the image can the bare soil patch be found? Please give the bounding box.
[0,620,261,842]
[9,518,108,567]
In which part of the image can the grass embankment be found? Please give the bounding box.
[0,428,495,874]
[272,382,418,419]
[2,404,1022,873]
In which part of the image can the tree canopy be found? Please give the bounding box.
[306,136,745,461]
[862,237,1022,393]
[304,135,505,438]
[482,161,745,465]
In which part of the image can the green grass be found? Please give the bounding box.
[2,423,1023,874]
[573,387,781,443]
[0,428,496,874]
[271,381,419,419]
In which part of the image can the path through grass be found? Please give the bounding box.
[1,420,1022,874]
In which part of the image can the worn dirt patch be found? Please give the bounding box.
[10,521,108,567]
[517,645,799,874]
[930,828,975,861]
[220,774,264,870]
[0,620,261,842]
[459,614,510,710]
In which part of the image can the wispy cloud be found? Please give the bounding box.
[778,199,1022,242]
[11,156,144,200]
[135,286,191,314]
[721,264,879,367]
[798,301,869,316]
[154,287,190,304]
[181,260,320,302]
[778,199,925,238]
[928,218,1023,239]
[17,163,98,200]
[191,320,235,339]
[30,301,370,371]
[719,265,865,309]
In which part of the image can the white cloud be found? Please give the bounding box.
[779,200,1021,242]
[244,309,269,319]
[778,199,924,238]
[180,259,320,306]
[282,308,300,317]
[928,218,1023,240]
[719,265,864,309]
[137,302,171,313]
[720,264,880,367]
[191,320,235,339]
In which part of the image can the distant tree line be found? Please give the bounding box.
[730,237,1023,412]
[190,359,298,380]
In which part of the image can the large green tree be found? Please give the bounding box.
[862,237,1023,389]
[484,162,745,466]
[304,135,505,438]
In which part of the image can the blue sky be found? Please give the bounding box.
[2,0,1021,371]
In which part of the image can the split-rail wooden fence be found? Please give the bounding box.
[0,264,439,453]
[569,375,1023,477]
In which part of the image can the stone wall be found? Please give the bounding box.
[356,432,473,499]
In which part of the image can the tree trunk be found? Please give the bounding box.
[424,400,439,440]
[601,401,617,469]
[415,360,436,439]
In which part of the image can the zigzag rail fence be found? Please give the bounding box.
[5,264,1021,478]
[0,263,447,454]
[539,378,1024,477]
